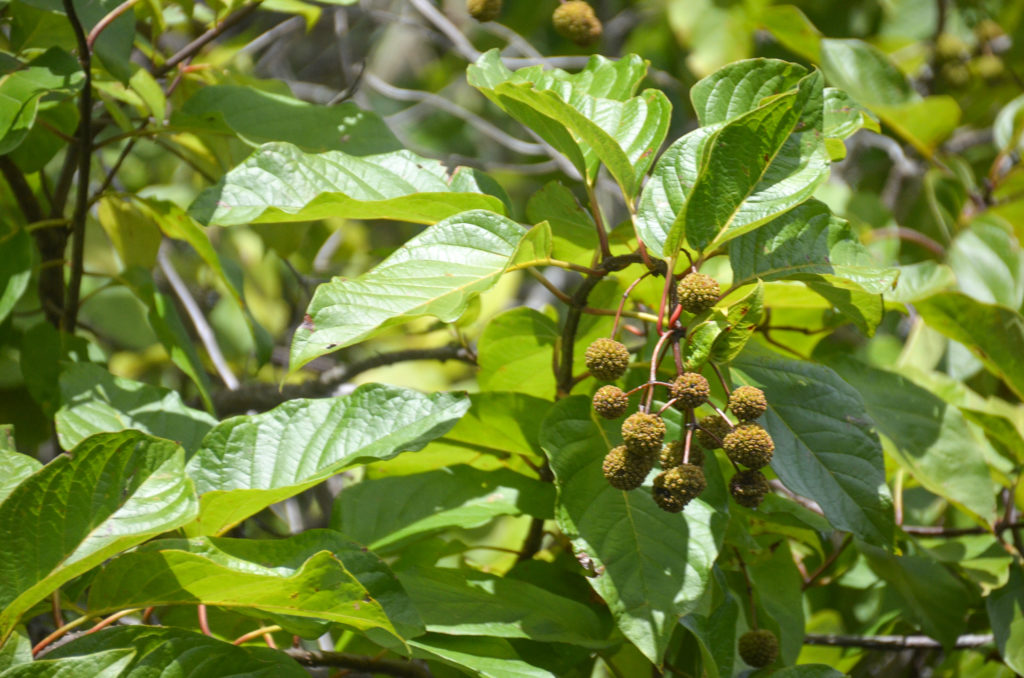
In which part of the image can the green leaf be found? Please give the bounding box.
[185,383,469,535]
[44,626,307,678]
[683,315,727,371]
[0,47,82,154]
[55,362,217,453]
[987,564,1024,674]
[884,261,955,303]
[0,626,32,671]
[758,5,822,62]
[410,634,557,678]
[994,94,1024,154]
[709,281,764,363]
[821,87,879,153]
[0,649,134,677]
[291,210,523,369]
[121,267,214,411]
[189,143,506,227]
[96,197,163,270]
[544,397,725,664]
[731,347,894,546]
[679,570,739,678]
[87,531,416,642]
[690,58,810,126]
[773,667,847,678]
[915,292,1024,400]
[948,220,1024,309]
[334,466,554,553]
[859,543,971,649]
[0,229,32,324]
[819,39,959,156]
[174,86,402,155]
[396,566,608,647]
[676,72,829,253]
[805,274,882,335]
[0,431,198,641]
[0,440,40,506]
[748,542,805,664]
[468,50,670,198]
[729,199,898,294]
[525,182,598,266]
[477,308,558,398]
[827,358,996,524]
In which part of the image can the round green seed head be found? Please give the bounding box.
[729,469,770,508]
[676,273,720,314]
[467,0,502,21]
[621,412,666,455]
[602,445,652,490]
[584,338,630,381]
[592,385,629,419]
[723,422,775,469]
[728,385,767,421]
[652,464,706,512]
[738,629,779,668]
[670,372,710,409]
[695,414,731,450]
[552,0,602,46]
[659,440,704,469]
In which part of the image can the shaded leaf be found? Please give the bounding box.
[525,182,598,265]
[410,634,556,678]
[477,308,559,398]
[987,564,1024,674]
[0,649,134,677]
[0,47,82,154]
[0,229,33,324]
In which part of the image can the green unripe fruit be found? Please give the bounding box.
[973,54,1004,80]
[584,338,630,381]
[552,0,602,46]
[676,273,720,314]
[975,19,1004,43]
[592,385,629,419]
[728,385,767,421]
[621,412,666,455]
[467,0,502,21]
[659,440,704,468]
[602,445,652,490]
[670,372,710,409]
[695,414,731,450]
[729,469,770,508]
[738,629,779,668]
[652,464,706,513]
[723,422,774,469]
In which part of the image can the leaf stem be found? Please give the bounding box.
[233,625,283,645]
[585,182,612,260]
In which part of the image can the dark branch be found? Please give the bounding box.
[902,520,1024,537]
[285,648,432,678]
[803,633,993,650]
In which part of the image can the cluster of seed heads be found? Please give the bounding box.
[468,0,604,48]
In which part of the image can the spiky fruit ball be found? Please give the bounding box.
[738,629,779,668]
[729,469,770,508]
[670,372,710,409]
[676,273,720,314]
[728,385,767,421]
[602,445,653,490]
[584,338,630,381]
[659,440,704,469]
[652,464,706,513]
[621,412,666,455]
[592,385,629,419]
[723,422,774,469]
[552,1,602,46]
[695,414,731,450]
[467,0,501,21]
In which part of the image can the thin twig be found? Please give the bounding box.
[154,2,263,76]
[233,625,283,645]
[285,649,432,678]
[86,0,138,50]
[802,535,851,590]
[803,633,993,650]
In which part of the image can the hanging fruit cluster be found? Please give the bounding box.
[586,272,776,512]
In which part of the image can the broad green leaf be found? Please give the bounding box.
[828,358,996,524]
[55,362,217,453]
[544,397,725,664]
[682,315,727,371]
[821,87,879,158]
[87,531,412,642]
[987,564,1024,674]
[127,66,164,121]
[884,261,955,303]
[189,143,506,227]
[121,267,214,411]
[731,347,894,546]
[480,308,559,398]
[334,466,554,552]
[679,570,739,678]
[0,431,198,641]
[819,39,959,156]
[748,542,805,664]
[396,566,608,647]
[994,94,1024,154]
[859,543,971,649]
[185,383,469,535]
[758,5,822,62]
[773,667,847,678]
[709,281,764,363]
[96,197,162,270]
[0,47,82,154]
[0,626,31,671]
[0,445,40,507]
[525,182,598,266]
[0,649,134,677]
[690,58,809,126]
[960,408,1024,464]
[729,199,897,294]
[676,72,829,253]
[915,293,1024,400]
[468,50,670,198]
[291,210,524,369]
[410,634,557,678]
[510,222,554,270]
[44,627,306,678]
[805,274,882,335]
[0,228,32,324]
[7,98,78,173]
[174,86,402,155]
[948,220,1024,309]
